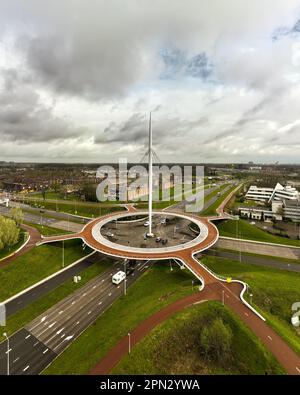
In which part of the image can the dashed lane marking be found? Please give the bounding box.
[25,334,31,339]
[88,311,92,315]
[23,365,30,372]
[43,349,49,354]
[13,357,20,363]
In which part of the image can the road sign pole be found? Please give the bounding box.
[3,333,9,375]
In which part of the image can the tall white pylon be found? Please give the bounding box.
[147,112,154,237]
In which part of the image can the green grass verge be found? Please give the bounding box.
[201,184,238,216]
[202,255,300,356]
[113,301,284,375]
[0,229,26,261]
[24,222,71,236]
[217,219,300,247]
[26,200,125,218]
[43,263,197,374]
[0,240,91,301]
[0,257,113,342]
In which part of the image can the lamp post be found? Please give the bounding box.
[3,332,9,375]
[124,259,127,296]
[128,333,131,354]
[62,240,65,268]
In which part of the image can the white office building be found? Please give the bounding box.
[245,183,299,203]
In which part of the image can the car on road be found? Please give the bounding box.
[144,220,150,227]
[156,237,161,242]
[112,271,126,285]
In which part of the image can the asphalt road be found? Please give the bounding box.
[4,252,108,317]
[0,259,153,375]
[202,248,300,272]
[0,204,84,232]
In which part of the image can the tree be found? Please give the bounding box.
[10,207,24,226]
[200,318,233,364]
[0,215,20,251]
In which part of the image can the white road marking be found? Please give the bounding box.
[25,334,31,339]
[87,311,92,315]
[5,348,12,354]
[59,310,64,314]
[13,357,20,363]
[56,328,64,335]
[71,301,76,305]
[48,322,56,328]
[267,335,272,341]
[83,293,87,297]
[75,321,80,326]
[93,285,97,289]
[61,334,65,338]
[43,348,49,354]
[33,341,39,347]
[23,365,30,372]
[98,301,102,305]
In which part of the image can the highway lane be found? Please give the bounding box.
[4,252,109,317]
[202,248,300,273]
[0,259,153,375]
[166,184,220,212]
[0,204,84,233]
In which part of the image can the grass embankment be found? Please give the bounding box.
[25,222,72,236]
[199,184,230,215]
[0,240,91,301]
[202,255,300,356]
[44,263,197,374]
[113,301,283,375]
[201,184,239,216]
[0,229,26,261]
[217,219,300,247]
[25,200,125,218]
[0,257,112,342]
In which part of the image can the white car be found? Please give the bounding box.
[144,221,150,227]
[112,271,126,285]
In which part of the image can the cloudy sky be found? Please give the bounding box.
[1,0,300,163]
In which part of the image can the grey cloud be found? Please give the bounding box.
[0,69,81,143]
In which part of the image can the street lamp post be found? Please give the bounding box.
[128,333,131,354]
[62,240,65,268]
[3,332,9,375]
[124,259,127,296]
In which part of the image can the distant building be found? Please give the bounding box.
[238,199,300,222]
[0,192,9,207]
[245,183,299,203]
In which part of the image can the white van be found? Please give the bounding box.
[112,271,126,285]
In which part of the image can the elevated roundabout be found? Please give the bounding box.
[36,207,300,374]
